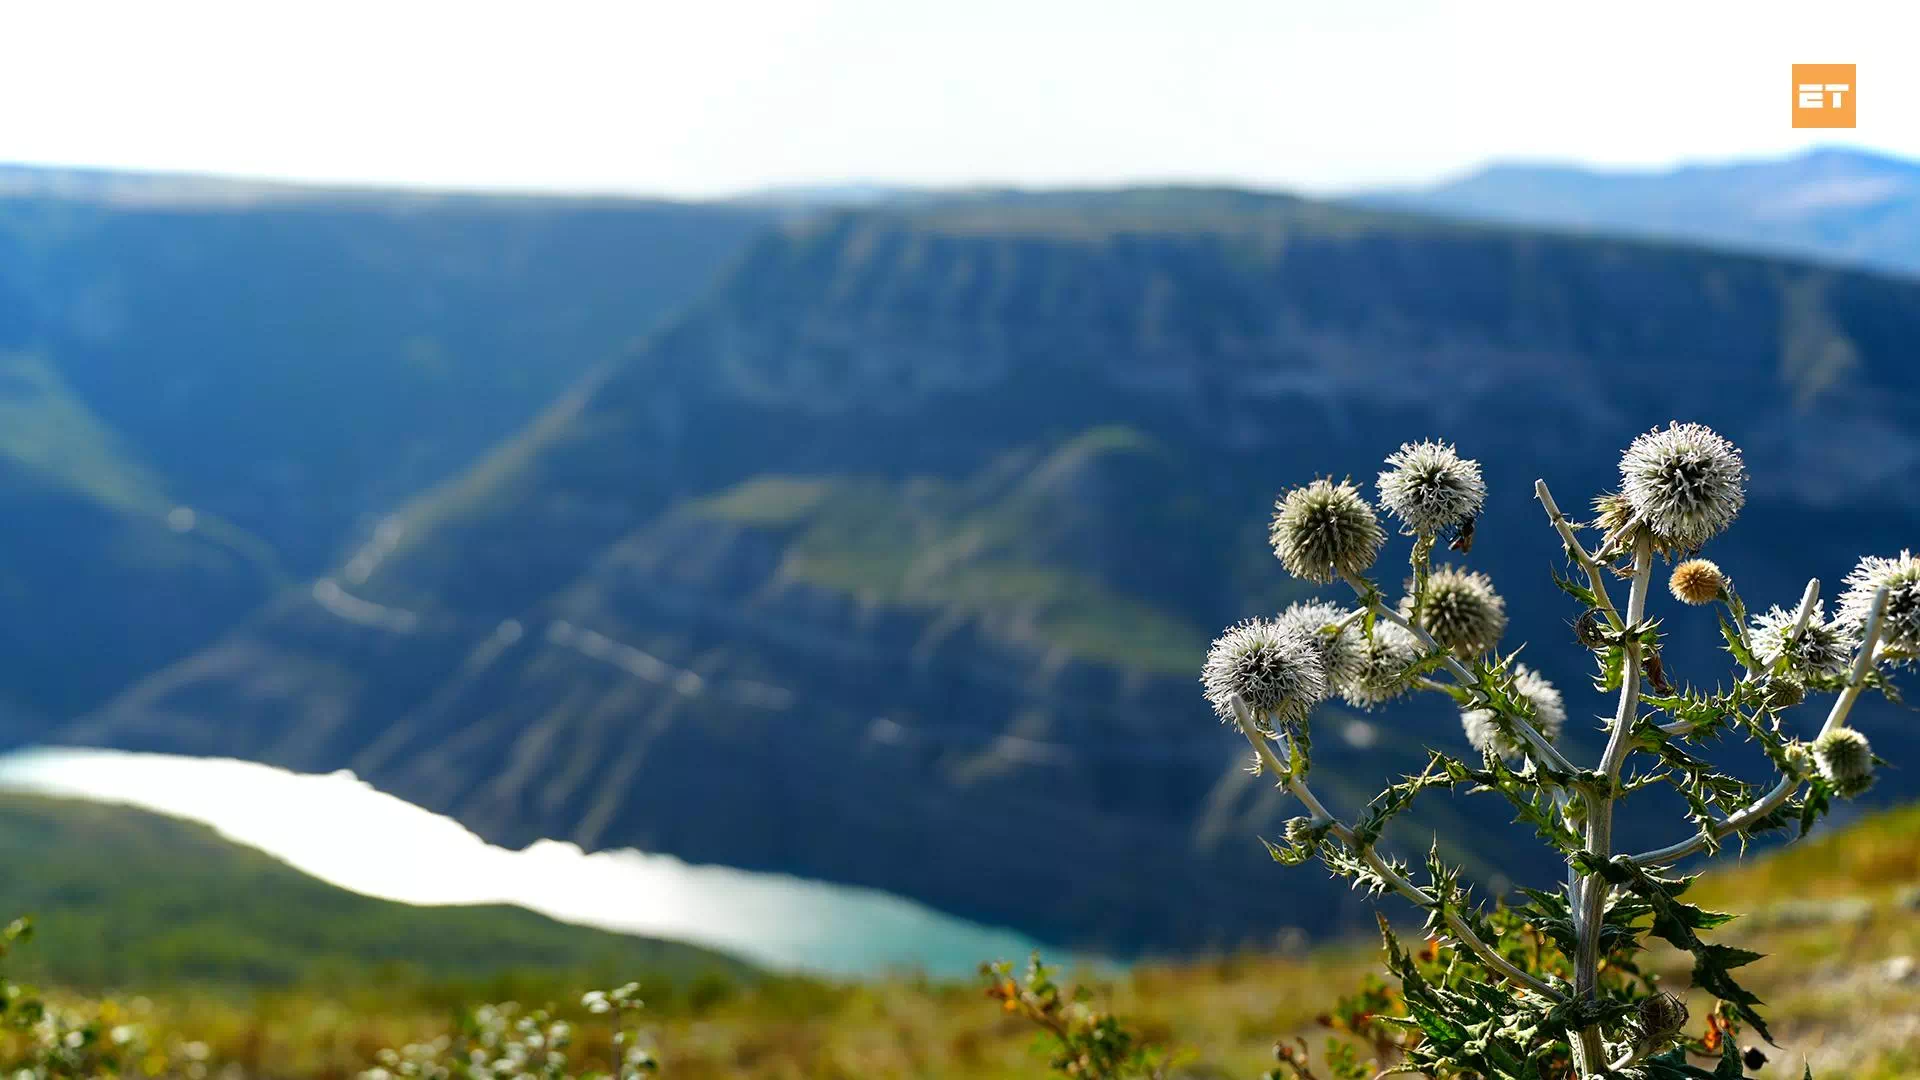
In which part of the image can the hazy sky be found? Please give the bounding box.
[3,0,1916,197]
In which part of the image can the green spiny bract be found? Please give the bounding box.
[1195,426,1899,1080]
[1461,663,1565,760]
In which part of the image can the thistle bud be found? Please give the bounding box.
[1637,992,1689,1041]
[1618,422,1747,549]
[1376,440,1485,540]
[1269,479,1384,585]
[1780,740,1814,779]
[1201,619,1328,730]
[1838,550,1920,657]
[1764,676,1806,712]
[1813,726,1875,797]
[1402,565,1507,658]
[1667,559,1725,606]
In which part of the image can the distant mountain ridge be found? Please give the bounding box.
[65,186,1920,956]
[0,176,768,715]
[1362,147,1920,277]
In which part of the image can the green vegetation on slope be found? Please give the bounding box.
[0,793,749,992]
[687,429,1206,674]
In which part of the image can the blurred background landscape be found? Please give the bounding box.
[0,1,1917,1075]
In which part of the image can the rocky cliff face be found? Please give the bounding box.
[69,190,1920,953]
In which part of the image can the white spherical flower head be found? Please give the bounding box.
[1200,618,1328,730]
[1749,602,1854,682]
[1618,422,1747,549]
[1339,621,1424,709]
[1461,663,1565,759]
[1376,441,1486,539]
[1274,601,1365,688]
[1269,479,1385,585]
[1401,564,1508,658]
[1838,550,1920,657]
[1812,726,1874,797]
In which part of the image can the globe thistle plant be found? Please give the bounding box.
[1400,564,1506,657]
[1813,726,1875,797]
[1269,478,1385,585]
[1750,602,1854,682]
[1667,558,1724,606]
[1377,440,1485,539]
[1193,426,1899,1080]
[1462,664,1565,760]
[1838,550,1920,658]
[1617,422,1747,550]
[1200,618,1327,731]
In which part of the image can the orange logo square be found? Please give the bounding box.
[1793,64,1855,128]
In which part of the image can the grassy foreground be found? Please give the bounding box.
[3,797,1917,1078]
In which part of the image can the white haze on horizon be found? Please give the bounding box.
[1,0,1916,200]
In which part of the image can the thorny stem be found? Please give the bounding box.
[1534,480,1624,630]
[1340,571,1581,779]
[1571,530,1653,1076]
[1630,586,1890,867]
[1229,696,1561,1001]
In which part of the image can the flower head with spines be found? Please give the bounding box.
[1617,422,1747,550]
[1269,478,1385,585]
[1813,726,1875,797]
[1338,620,1424,709]
[1750,601,1855,682]
[1667,558,1725,606]
[1274,601,1365,689]
[1461,663,1565,760]
[1401,564,1507,658]
[1377,440,1485,539]
[1837,551,1920,659]
[1200,618,1328,732]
